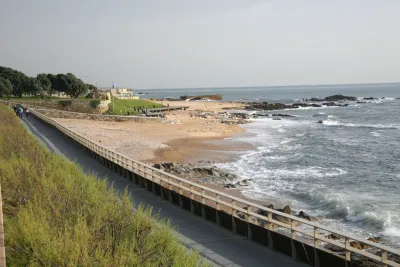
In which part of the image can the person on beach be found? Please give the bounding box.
[25,108,30,117]
[17,107,23,118]
[13,105,17,115]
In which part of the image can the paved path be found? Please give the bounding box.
[22,114,308,267]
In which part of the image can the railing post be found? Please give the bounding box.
[168,178,173,204]
[216,195,221,226]
[291,220,297,261]
[160,181,165,200]
[152,180,156,195]
[344,237,350,267]
[268,212,274,250]
[201,189,206,219]
[247,206,252,240]
[232,201,237,234]
[381,250,388,267]
[314,227,320,267]
[178,182,183,209]
[190,186,195,214]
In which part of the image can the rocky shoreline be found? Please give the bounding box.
[189,94,396,124]
[153,161,398,266]
[153,162,324,221]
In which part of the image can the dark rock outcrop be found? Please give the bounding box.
[271,114,295,117]
[245,102,323,111]
[153,162,252,189]
[224,179,252,189]
[305,94,357,102]
[324,95,357,101]
[322,102,338,106]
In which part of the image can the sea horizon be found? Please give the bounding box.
[123,81,400,91]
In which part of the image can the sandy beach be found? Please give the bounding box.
[54,101,250,163]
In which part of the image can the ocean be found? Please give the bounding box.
[143,83,400,246]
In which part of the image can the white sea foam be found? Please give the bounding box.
[221,97,400,245]
[370,131,381,137]
[381,227,400,237]
[323,120,400,130]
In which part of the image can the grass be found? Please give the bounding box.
[105,97,164,115]
[0,104,203,266]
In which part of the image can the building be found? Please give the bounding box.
[110,88,139,99]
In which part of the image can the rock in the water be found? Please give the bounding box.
[324,95,357,101]
[271,114,295,117]
[317,120,323,124]
[282,205,291,214]
[325,233,342,240]
[297,211,313,221]
[305,94,357,102]
[153,162,243,188]
[350,241,370,250]
[324,243,345,252]
[224,179,252,189]
[322,102,338,106]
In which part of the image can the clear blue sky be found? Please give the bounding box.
[1,0,399,89]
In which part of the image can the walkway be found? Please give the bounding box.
[22,114,308,267]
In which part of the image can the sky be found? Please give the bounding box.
[1,0,399,89]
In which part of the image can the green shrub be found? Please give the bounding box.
[89,99,101,109]
[58,100,72,107]
[0,104,203,266]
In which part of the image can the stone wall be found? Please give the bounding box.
[6,99,109,114]
[33,108,161,123]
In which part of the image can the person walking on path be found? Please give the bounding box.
[25,108,30,117]
[17,107,23,118]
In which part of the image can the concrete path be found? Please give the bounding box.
[22,114,308,267]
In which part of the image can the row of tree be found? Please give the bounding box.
[0,66,97,99]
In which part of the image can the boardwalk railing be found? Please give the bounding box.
[30,108,400,267]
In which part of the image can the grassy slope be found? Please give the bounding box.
[105,97,164,115]
[0,105,202,267]
[0,96,64,101]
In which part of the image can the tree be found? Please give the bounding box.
[37,74,52,96]
[31,78,45,98]
[0,77,12,98]
[58,73,87,98]
[86,84,98,93]
[0,67,29,97]
[47,73,64,95]
[20,77,44,98]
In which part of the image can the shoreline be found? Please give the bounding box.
[146,135,253,164]
[52,97,400,246]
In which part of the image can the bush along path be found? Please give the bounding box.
[0,104,204,267]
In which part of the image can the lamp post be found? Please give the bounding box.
[112,82,116,113]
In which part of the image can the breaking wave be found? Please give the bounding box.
[322,120,400,130]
